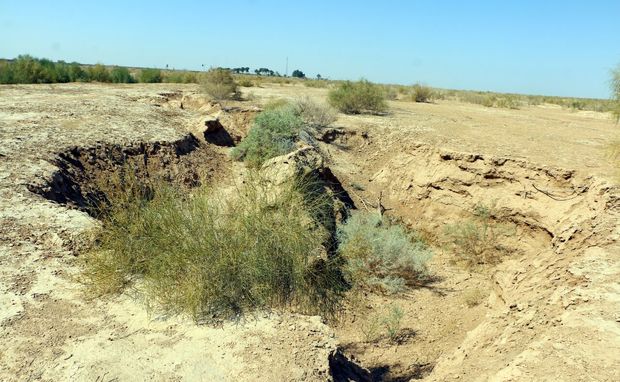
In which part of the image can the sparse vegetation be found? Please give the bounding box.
[231,105,303,167]
[359,304,405,343]
[263,98,290,111]
[238,78,254,87]
[462,288,486,307]
[162,71,197,83]
[337,212,433,294]
[303,79,329,88]
[200,68,239,100]
[383,305,405,341]
[444,202,514,268]
[82,172,347,321]
[328,79,388,114]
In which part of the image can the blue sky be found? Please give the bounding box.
[1,0,619,98]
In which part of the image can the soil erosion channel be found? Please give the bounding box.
[0,84,618,381]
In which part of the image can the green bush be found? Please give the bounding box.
[231,106,303,167]
[139,68,162,83]
[338,212,433,294]
[328,79,388,114]
[410,84,435,103]
[83,173,346,321]
[110,67,135,83]
[200,68,239,100]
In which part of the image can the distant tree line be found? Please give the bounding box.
[0,55,321,85]
[0,55,167,84]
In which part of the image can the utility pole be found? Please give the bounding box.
[285,57,288,77]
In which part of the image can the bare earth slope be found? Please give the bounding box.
[1,83,618,381]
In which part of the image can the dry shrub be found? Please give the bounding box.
[338,212,433,294]
[200,68,239,100]
[82,173,346,322]
[293,96,337,130]
[462,288,487,307]
[328,79,388,115]
[410,84,435,103]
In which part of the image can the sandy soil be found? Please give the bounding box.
[1,82,619,381]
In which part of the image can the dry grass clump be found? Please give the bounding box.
[410,84,435,103]
[337,212,433,294]
[200,68,239,100]
[82,173,347,322]
[462,288,487,307]
[328,79,388,115]
[444,202,514,268]
[293,96,337,130]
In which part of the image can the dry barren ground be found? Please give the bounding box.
[1,83,619,381]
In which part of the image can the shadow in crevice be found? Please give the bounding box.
[369,361,434,381]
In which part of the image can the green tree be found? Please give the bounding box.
[292,69,305,78]
[0,61,15,84]
[68,63,88,82]
[612,64,620,122]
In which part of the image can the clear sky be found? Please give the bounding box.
[1,0,619,98]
